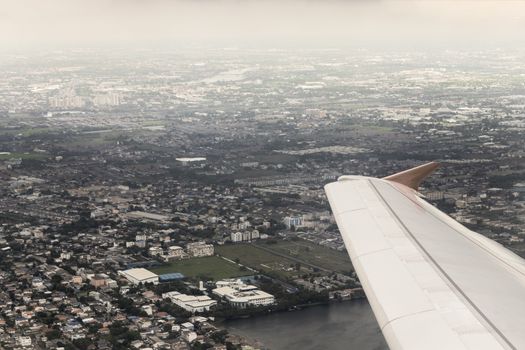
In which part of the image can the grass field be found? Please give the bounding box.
[149,239,353,282]
[0,152,48,160]
[216,244,299,278]
[216,239,353,278]
[0,127,58,137]
[255,239,352,273]
[64,132,123,148]
[149,256,252,281]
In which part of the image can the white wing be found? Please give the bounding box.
[325,163,525,350]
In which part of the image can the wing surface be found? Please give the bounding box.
[325,172,525,350]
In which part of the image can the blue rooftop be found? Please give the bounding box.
[159,273,185,281]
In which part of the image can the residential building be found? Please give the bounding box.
[186,242,214,257]
[90,275,107,288]
[284,216,303,229]
[231,232,243,243]
[167,246,185,259]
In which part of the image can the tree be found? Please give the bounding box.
[226,342,241,350]
[210,330,228,344]
[88,323,101,334]
[72,338,91,350]
[109,322,141,349]
[46,329,61,340]
[191,342,214,350]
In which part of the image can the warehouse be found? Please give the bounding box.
[162,291,217,313]
[118,268,159,285]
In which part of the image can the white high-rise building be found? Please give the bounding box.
[284,216,303,229]
[250,230,260,240]
[49,95,84,109]
[93,93,121,107]
[231,231,243,243]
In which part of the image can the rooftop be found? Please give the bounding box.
[120,268,158,281]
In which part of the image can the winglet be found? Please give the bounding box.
[383,161,440,190]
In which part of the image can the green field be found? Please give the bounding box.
[255,239,352,273]
[0,152,48,160]
[63,132,123,148]
[150,240,353,282]
[0,127,58,137]
[149,256,252,281]
[216,239,353,278]
[216,244,299,278]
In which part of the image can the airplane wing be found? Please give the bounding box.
[325,162,525,350]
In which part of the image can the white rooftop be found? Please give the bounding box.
[120,268,158,281]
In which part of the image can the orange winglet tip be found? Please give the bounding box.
[383,161,440,191]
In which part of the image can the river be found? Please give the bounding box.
[224,300,388,350]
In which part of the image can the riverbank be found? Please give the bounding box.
[222,299,388,350]
[213,291,366,322]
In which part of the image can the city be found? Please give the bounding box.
[0,47,524,349]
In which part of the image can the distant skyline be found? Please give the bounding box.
[1,0,525,51]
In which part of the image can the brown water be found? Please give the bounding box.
[224,300,388,350]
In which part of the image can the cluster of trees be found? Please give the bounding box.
[155,300,192,321]
[189,330,241,350]
[262,194,299,208]
[35,311,56,326]
[45,329,61,340]
[210,303,269,320]
[71,338,92,350]
[489,173,524,189]
[117,296,148,317]
[108,322,141,350]
[258,279,329,310]
[57,217,100,234]
[153,280,189,295]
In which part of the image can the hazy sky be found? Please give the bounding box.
[1,0,525,51]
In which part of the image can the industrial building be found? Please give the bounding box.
[118,268,159,285]
[162,291,217,313]
[212,279,275,308]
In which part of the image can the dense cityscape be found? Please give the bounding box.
[1,48,524,349]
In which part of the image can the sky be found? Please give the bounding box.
[1,0,525,51]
